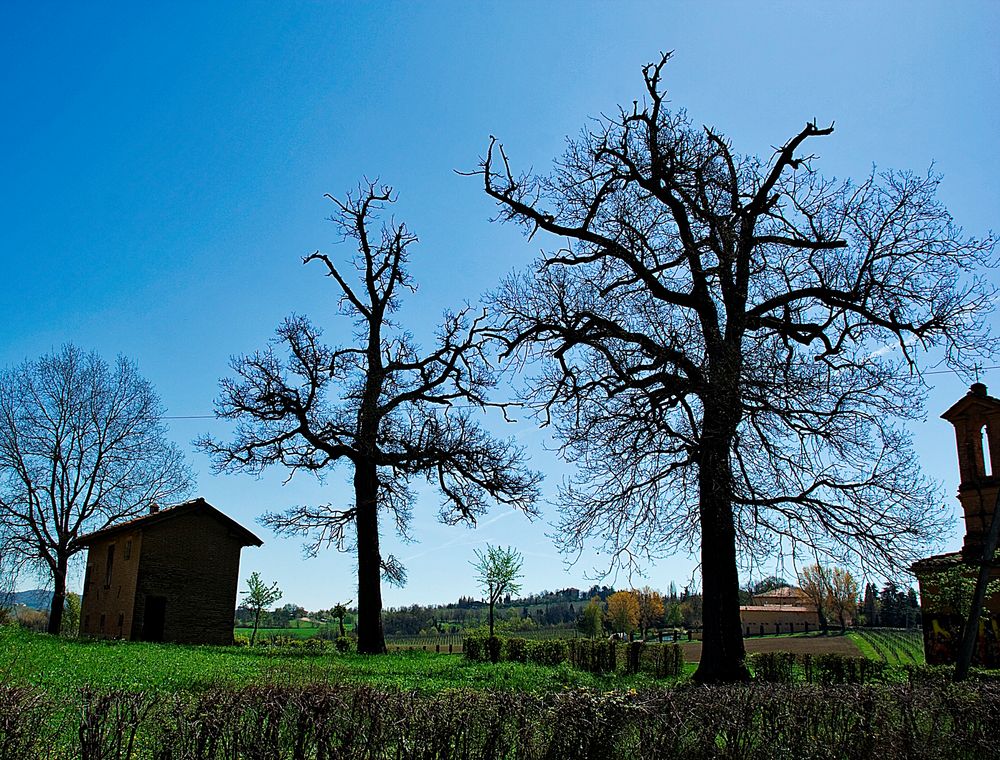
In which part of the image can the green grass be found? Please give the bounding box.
[0,626,670,700]
[235,625,327,639]
[849,629,925,666]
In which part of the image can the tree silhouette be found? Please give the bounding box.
[201,183,540,654]
[0,345,191,635]
[475,53,997,681]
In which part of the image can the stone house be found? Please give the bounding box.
[911,382,1000,666]
[77,497,262,645]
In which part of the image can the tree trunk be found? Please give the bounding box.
[251,608,260,646]
[354,459,386,654]
[46,556,67,635]
[693,401,750,683]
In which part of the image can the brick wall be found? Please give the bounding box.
[132,512,244,645]
[79,529,142,639]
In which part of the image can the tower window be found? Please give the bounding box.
[982,424,993,477]
[104,544,115,589]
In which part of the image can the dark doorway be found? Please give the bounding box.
[142,596,166,641]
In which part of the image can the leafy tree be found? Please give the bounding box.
[665,601,684,628]
[578,596,604,638]
[862,582,879,627]
[472,544,524,639]
[201,183,540,654]
[607,590,640,635]
[0,345,192,634]
[827,567,859,632]
[477,53,994,681]
[799,564,833,634]
[332,601,352,637]
[637,586,665,639]
[241,571,283,646]
[60,592,81,638]
[923,562,1000,630]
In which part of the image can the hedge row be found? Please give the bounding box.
[463,635,684,677]
[750,652,895,684]
[4,681,999,759]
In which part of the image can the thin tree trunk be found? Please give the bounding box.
[693,402,750,683]
[251,608,260,646]
[354,459,386,654]
[47,556,67,635]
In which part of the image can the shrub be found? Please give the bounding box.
[486,635,504,663]
[750,652,797,683]
[334,636,354,653]
[0,685,51,758]
[463,633,488,662]
[810,653,887,684]
[531,639,569,667]
[506,637,531,663]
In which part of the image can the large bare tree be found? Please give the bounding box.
[199,183,540,654]
[476,53,997,682]
[0,345,192,634]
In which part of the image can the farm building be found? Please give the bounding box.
[77,497,262,645]
[739,585,822,635]
[912,382,1000,667]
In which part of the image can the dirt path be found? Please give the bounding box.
[679,634,861,662]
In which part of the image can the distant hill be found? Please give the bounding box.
[0,589,52,610]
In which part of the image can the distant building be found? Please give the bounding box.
[77,498,262,645]
[739,586,822,635]
[912,382,1000,667]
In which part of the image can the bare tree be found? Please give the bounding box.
[475,53,997,682]
[200,183,540,654]
[0,345,192,634]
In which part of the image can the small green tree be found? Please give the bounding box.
[578,596,604,639]
[332,600,352,637]
[666,601,684,629]
[472,545,523,639]
[241,571,283,646]
[60,592,81,637]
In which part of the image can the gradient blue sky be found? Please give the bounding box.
[3,2,998,608]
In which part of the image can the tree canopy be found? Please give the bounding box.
[201,183,540,653]
[476,53,997,681]
[0,345,191,634]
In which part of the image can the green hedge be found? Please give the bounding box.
[464,635,683,677]
[748,652,889,684]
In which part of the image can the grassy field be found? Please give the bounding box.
[849,629,925,665]
[0,626,671,698]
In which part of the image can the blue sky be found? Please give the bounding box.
[3,2,998,608]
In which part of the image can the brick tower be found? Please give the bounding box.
[912,382,1000,666]
[940,382,1000,558]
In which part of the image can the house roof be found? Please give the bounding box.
[740,605,815,613]
[77,497,263,547]
[911,551,965,575]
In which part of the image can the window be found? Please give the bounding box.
[104,544,115,589]
[85,564,93,587]
[117,612,124,636]
[124,540,132,561]
[99,614,105,633]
